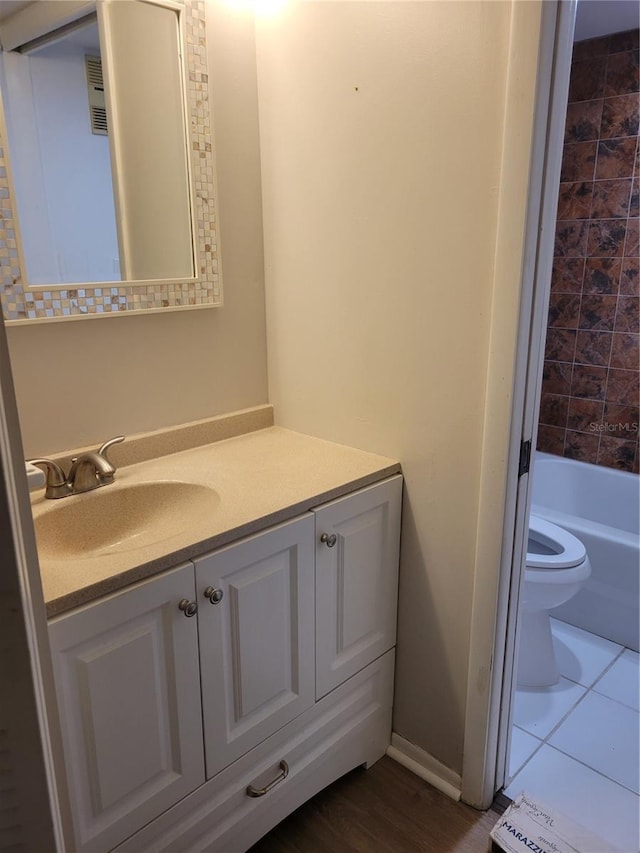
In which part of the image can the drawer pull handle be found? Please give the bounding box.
[246,760,289,798]
[204,586,224,604]
[320,532,337,548]
[178,599,198,618]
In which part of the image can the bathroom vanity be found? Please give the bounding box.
[35,419,402,852]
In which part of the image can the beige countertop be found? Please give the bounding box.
[33,426,400,617]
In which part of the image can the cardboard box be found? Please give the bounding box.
[490,792,619,853]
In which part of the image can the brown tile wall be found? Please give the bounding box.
[537,29,639,473]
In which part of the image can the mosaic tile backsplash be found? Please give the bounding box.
[537,29,639,473]
[0,0,221,322]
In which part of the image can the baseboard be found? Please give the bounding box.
[387,733,462,802]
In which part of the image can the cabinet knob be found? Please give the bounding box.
[204,586,224,604]
[320,532,337,548]
[178,598,198,617]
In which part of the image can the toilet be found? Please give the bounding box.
[517,515,591,688]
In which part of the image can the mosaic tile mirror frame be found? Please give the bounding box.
[0,0,222,323]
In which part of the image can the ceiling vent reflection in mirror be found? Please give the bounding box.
[0,0,222,323]
[85,55,108,136]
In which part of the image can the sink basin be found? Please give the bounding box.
[34,480,221,560]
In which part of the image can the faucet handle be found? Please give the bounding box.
[26,458,71,499]
[98,435,125,463]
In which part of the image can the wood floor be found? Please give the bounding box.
[249,756,499,853]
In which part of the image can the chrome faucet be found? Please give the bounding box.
[28,436,125,499]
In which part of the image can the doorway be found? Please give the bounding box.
[499,3,639,849]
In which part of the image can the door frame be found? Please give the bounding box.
[0,314,72,848]
[461,0,577,809]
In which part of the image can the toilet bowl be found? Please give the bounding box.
[517,515,591,688]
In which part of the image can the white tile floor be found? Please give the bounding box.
[505,619,640,853]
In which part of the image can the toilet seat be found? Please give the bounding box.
[527,515,586,569]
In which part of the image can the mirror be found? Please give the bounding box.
[0,0,222,322]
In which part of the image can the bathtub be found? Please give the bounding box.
[530,452,639,651]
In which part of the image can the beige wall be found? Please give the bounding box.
[6,0,268,457]
[256,0,540,775]
[5,0,545,788]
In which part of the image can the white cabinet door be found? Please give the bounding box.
[314,475,402,699]
[48,563,204,853]
[195,515,315,778]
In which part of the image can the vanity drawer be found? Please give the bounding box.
[113,649,394,853]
